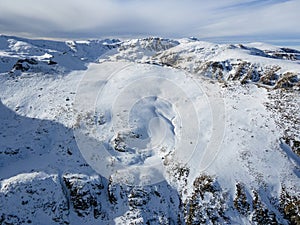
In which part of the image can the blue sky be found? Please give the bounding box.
[0,0,299,46]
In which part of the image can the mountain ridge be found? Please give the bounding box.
[0,35,299,225]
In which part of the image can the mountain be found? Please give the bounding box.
[0,35,299,225]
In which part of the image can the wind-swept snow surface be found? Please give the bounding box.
[73,62,224,186]
[0,36,299,224]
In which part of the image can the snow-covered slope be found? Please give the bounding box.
[0,36,299,225]
[0,34,120,75]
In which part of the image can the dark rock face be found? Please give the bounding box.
[280,187,300,225]
[151,56,300,89]
[63,174,107,219]
[118,37,180,53]
[184,174,229,225]
[233,183,250,216]
[13,58,38,72]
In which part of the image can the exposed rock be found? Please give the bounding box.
[12,58,38,72]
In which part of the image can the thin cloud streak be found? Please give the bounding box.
[0,0,298,43]
[200,1,299,37]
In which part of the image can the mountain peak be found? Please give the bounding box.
[0,35,299,225]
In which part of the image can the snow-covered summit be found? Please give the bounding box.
[0,35,299,224]
[0,35,120,74]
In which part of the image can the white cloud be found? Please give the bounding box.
[0,0,299,42]
[199,0,300,37]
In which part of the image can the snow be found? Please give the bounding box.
[73,62,216,186]
[280,139,300,168]
[246,42,281,51]
[0,35,299,224]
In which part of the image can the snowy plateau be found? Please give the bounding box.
[0,35,299,225]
